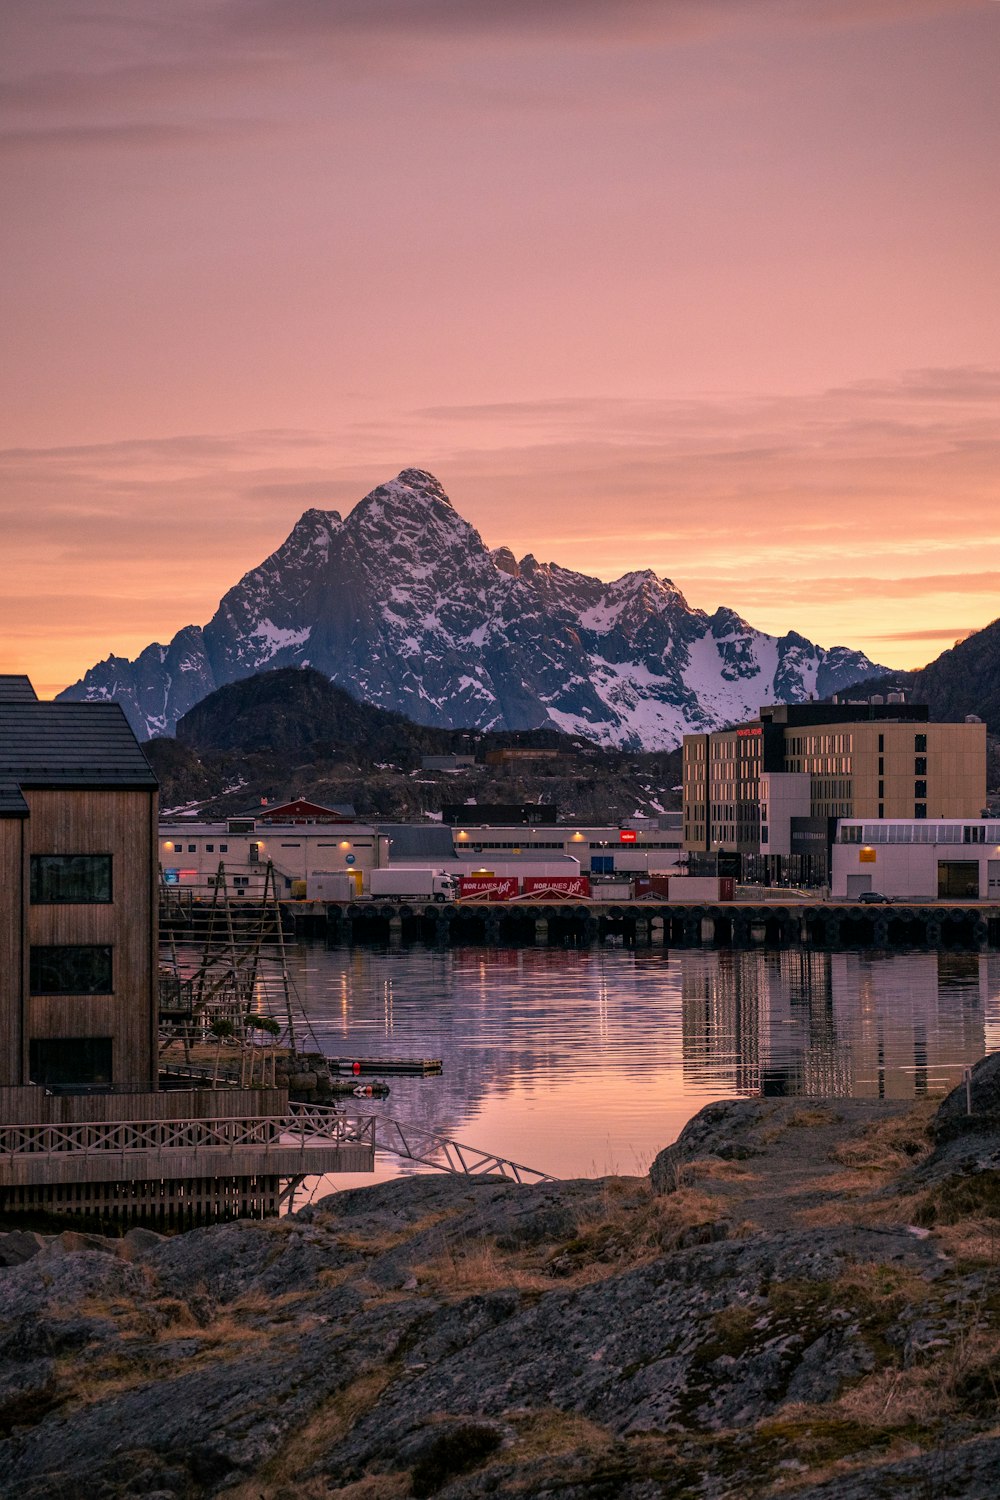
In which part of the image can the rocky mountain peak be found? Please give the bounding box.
[491,546,520,578]
[58,468,884,746]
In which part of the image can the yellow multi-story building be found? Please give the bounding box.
[683,702,986,884]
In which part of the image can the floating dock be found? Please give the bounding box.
[329,1056,443,1075]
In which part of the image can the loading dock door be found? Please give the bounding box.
[846,874,872,899]
[937,861,980,900]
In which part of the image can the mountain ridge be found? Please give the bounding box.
[59,467,883,747]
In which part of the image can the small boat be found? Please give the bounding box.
[352,1081,390,1099]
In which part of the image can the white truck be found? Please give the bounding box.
[368,868,458,902]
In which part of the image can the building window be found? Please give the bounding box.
[219,843,228,852]
[188,844,196,853]
[915,734,927,753]
[964,825,987,844]
[878,803,884,818]
[878,781,884,799]
[915,757,927,776]
[878,734,884,752]
[30,855,112,905]
[914,803,927,819]
[28,1037,113,1091]
[29,945,113,995]
[591,855,614,874]
[206,844,215,853]
[915,780,927,799]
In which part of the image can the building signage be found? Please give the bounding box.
[522,876,591,899]
[736,727,763,738]
[163,868,179,884]
[619,830,637,843]
[458,876,519,901]
[345,854,356,865]
[859,848,877,863]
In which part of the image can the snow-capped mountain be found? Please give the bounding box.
[58,468,882,747]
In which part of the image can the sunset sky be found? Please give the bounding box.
[2,0,998,698]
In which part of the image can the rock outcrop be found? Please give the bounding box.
[2,1091,999,1498]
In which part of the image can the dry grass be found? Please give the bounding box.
[676,1156,755,1185]
[223,1367,400,1500]
[931,1217,1000,1265]
[784,1107,843,1129]
[829,1100,938,1173]
[324,1478,411,1500]
[330,1207,463,1258]
[411,1236,555,1295]
[407,1181,748,1297]
[504,1406,613,1463]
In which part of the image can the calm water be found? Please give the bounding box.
[278,944,1000,1186]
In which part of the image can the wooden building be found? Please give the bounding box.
[0,677,372,1224]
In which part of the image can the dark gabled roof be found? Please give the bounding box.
[0,675,39,703]
[0,780,29,816]
[378,824,456,859]
[0,701,158,807]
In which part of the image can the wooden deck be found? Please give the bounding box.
[0,1102,375,1189]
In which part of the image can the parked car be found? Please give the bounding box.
[857,891,893,904]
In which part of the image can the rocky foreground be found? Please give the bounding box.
[3,1061,1000,1500]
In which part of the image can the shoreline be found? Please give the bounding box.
[2,1061,999,1498]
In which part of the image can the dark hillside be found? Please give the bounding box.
[146,667,682,822]
[911,616,1000,733]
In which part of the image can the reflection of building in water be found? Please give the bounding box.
[834,952,986,1101]
[682,950,987,1101]
[682,949,844,1097]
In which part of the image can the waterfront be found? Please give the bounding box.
[282,944,1000,1186]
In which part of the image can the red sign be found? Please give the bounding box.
[458,877,520,902]
[521,876,591,899]
[736,727,763,738]
[619,830,637,843]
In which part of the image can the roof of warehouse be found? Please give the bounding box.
[0,695,157,812]
[377,824,457,859]
[0,675,38,703]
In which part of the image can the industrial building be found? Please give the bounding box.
[683,703,986,885]
[832,819,1000,902]
[159,806,683,895]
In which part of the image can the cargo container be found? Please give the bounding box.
[305,872,356,901]
[659,876,733,902]
[593,881,633,900]
[521,875,591,899]
[458,876,520,901]
[368,868,457,901]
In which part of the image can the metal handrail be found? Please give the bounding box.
[340,1108,554,1184]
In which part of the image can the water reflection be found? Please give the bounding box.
[680,950,988,1103]
[280,945,999,1182]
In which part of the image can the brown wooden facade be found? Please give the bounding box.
[0,679,373,1220]
[4,788,160,1090]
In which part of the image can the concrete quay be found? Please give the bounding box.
[280,897,1000,951]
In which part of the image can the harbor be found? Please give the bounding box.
[280,895,1000,951]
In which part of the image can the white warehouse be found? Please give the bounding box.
[832,819,1000,903]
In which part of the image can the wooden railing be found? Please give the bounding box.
[0,1108,374,1160]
